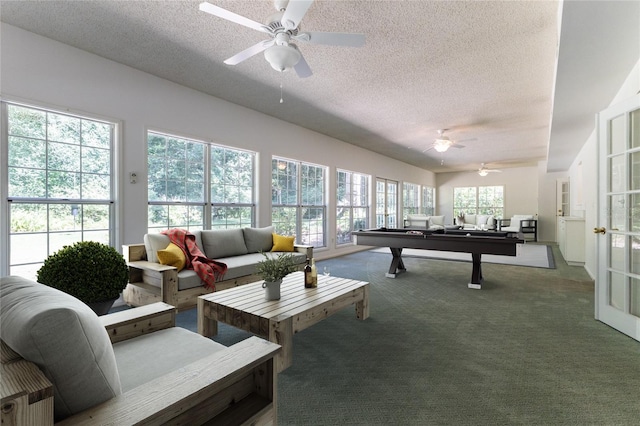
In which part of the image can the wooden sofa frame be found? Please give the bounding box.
[0,302,281,426]
[123,243,313,311]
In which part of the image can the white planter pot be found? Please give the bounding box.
[262,279,282,300]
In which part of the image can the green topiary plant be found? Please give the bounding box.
[256,252,298,283]
[37,241,129,308]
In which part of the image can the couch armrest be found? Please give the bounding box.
[57,336,281,426]
[294,244,313,259]
[100,302,176,344]
[123,243,147,262]
[125,260,179,307]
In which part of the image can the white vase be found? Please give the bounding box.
[262,279,282,300]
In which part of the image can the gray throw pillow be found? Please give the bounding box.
[201,229,248,259]
[243,226,275,253]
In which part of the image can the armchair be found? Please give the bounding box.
[498,215,538,241]
[0,276,280,425]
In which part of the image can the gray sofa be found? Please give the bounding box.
[0,276,280,424]
[123,226,313,311]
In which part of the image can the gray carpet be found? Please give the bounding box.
[177,245,640,425]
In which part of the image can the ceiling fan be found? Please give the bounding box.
[422,129,466,153]
[477,163,502,176]
[199,0,366,78]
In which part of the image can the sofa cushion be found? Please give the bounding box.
[0,276,121,421]
[216,251,307,281]
[201,229,248,259]
[429,215,445,227]
[156,242,186,271]
[113,327,225,392]
[243,226,275,253]
[271,233,295,252]
[464,214,476,225]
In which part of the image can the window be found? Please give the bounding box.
[272,158,326,248]
[147,131,254,232]
[454,186,504,218]
[402,182,420,218]
[422,186,435,215]
[3,102,115,278]
[337,169,370,244]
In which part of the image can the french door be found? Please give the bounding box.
[595,94,640,341]
[376,178,398,228]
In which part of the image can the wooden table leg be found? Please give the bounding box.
[386,247,406,278]
[468,253,483,289]
[269,316,293,372]
[356,284,370,320]
[197,298,218,337]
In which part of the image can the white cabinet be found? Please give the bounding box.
[557,217,585,265]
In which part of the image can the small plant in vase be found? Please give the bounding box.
[256,252,298,300]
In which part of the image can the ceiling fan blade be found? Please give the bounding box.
[451,144,465,149]
[199,2,271,34]
[296,31,365,47]
[281,0,314,30]
[293,52,313,78]
[224,40,274,65]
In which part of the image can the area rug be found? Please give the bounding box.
[371,243,555,269]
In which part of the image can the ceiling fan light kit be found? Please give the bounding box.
[433,137,452,153]
[264,43,301,72]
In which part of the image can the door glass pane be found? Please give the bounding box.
[632,151,640,190]
[610,114,625,154]
[632,194,640,232]
[376,180,385,227]
[632,235,640,275]
[609,154,626,192]
[387,182,397,228]
[610,233,625,272]
[609,271,625,311]
[609,194,627,231]
[631,108,640,149]
[631,277,640,317]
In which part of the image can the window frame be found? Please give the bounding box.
[272,157,327,248]
[453,185,504,218]
[336,168,370,245]
[147,130,256,233]
[2,101,118,278]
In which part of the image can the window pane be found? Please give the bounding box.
[48,113,80,143]
[272,207,297,236]
[301,207,324,247]
[8,104,46,139]
[8,136,46,168]
[6,103,115,278]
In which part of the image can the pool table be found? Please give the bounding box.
[352,228,524,289]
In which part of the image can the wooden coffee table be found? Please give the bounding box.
[197,271,369,372]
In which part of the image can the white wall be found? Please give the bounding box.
[0,23,435,260]
[436,166,539,227]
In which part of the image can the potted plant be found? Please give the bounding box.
[37,241,129,315]
[256,252,298,300]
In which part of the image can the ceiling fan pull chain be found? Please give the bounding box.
[280,75,284,104]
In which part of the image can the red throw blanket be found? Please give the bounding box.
[161,228,227,291]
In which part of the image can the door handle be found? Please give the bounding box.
[593,227,606,235]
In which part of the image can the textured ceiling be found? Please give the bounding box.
[0,1,635,173]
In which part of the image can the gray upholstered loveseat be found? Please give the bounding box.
[123,226,312,311]
[0,276,280,425]
[456,213,497,230]
[403,214,446,230]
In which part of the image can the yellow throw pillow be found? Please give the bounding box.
[156,242,186,271]
[271,233,295,252]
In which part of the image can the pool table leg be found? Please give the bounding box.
[386,247,406,278]
[468,253,483,289]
